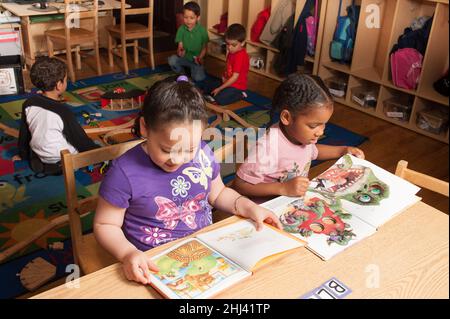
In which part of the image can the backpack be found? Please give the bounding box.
[251,7,271,43]
[306,0,319,56]
[330,0,360,64]
[390,48,423,90]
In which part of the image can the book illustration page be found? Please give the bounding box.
[280,196,355,246]
[196,220,304,271]
[151,239,247,299]
[271,194,376,260]
[309,155,390,206]
[309,155,421,228]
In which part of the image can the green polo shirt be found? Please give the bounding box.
[175,23,209,62]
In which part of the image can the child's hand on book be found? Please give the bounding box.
[346,147,365,159]
[236,197,282,231]
[280,176,309,197]
[122,250,159,285]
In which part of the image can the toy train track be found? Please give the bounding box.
[100,88,146,111]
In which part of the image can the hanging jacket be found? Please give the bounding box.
[287,0,316,74]
[260,0,295,46]
[391,15,433,56]
[272,14,295,77]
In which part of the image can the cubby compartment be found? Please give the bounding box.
[379,86,415,123]
[319,0,363,73]
[247,43,268,73]
[207,0,230,35]
[208,38,227,61]
[347,76,380,113]
[246,0,272,42]
[319,66,350,103]
[301,61,314,75]
[351,0,397,83]
[265,50,285,81]
[382,0,437,89]
[417,2,449,105]
[413,98,449,139]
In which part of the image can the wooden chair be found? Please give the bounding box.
[106,0,155,75]
[61,139,142,274]
[395,160,449,197]
[45,0,102,83]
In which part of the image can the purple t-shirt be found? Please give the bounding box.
[99,141,220,251]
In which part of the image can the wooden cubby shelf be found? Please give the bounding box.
[204,0,448,143]
[318,0,449,143]
[206,0,325,80]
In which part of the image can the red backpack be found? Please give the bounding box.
[251,7,271,42]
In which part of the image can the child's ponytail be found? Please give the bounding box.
[132,111,143,138]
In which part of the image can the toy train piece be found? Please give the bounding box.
[100,88,146,111]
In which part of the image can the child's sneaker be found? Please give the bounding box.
[204,94,216,103]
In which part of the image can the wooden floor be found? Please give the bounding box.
[23,49,449,215]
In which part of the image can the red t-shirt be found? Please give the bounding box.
[224,49,249,91]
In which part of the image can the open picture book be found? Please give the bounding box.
[148,219,305,299]
[261,155,422,260]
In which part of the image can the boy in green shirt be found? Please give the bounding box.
[168,1,209,82]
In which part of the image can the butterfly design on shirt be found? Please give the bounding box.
[155,193,206,230]
[182,150,213,191]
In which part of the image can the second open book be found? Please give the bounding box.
[261,154,421,260]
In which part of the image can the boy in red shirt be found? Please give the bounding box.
[202,24,249,105]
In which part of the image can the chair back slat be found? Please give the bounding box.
[396,160,449,197]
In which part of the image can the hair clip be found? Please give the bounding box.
[176,75,189,83]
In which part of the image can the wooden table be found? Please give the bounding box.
[0,0,127,68]
[32,201,449,299]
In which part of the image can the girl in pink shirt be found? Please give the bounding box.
[233,74,365,201]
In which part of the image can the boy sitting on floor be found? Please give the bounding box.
[14,57,99,174]
[199,23,250,106]
[168,1,209,82]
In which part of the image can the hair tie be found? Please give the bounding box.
[176,75,189,83]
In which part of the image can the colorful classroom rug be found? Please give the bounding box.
[0,66,368,299]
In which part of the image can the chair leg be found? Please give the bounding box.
[121,38,129,75]
[108,33,114,67]
[75,45,81,70]
[46,36,54,57]
[133,40,139,65]
[148,35,155,70]
[94,40,102,76]
[66,46,76,83]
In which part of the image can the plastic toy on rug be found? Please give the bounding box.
[81,111,101,128]
[100,87,146,111]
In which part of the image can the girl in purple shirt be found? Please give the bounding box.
[94,76,281,285]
